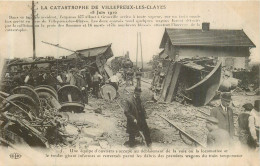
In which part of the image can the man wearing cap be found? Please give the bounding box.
[75,70,88,104]
[238,103,253,147]
[248,100,260,149]
[124,87,152,147]
[206,116,231,147]
[92,71,103,98]
[210,92,235,137]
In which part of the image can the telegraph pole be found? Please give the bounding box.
[136,32,138,67]
[32,0,36,59]
[139,32,143,70]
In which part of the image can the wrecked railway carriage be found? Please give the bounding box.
[158,58,221,106]
[1,44,114,92]
[0,44,114,149]
[153,23,255,106]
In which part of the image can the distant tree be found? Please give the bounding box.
[111,57,124,73]
[148,55,159,70]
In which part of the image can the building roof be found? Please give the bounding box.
[68,44,113,59]
[159,28,256,48]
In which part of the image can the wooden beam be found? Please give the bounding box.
[160,62,175,101]
[165,62,182,102]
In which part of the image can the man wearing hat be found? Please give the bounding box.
[124,87,152,147]
[210,92,235,137]
[248,100,260,149]
[206,116,231,147]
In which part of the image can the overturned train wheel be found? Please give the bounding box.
[12,86,41,107]
[35,85,57,94]
[34,86,58,100]
[4,94,40,119]
[58,85,84,113]
[100,84,116,100]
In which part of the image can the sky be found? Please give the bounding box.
[0,1,259,64]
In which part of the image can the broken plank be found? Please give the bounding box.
[160,62,175,101]
[166,62,182,103]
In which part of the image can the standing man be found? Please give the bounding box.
[75,70,88,104]
[210,92,235,137]
[124,87,152,147]
[206,116,231,148]
[92,71,103,98]
[81,68,92,92]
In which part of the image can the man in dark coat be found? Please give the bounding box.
[210,92,235,138]
[92,71,103,98]
[124,87,152,147]
[75,70,88,104]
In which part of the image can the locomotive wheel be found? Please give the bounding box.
[5,94,39,118]
[34,87,58,100]
[57,85,83,104]
[35,85,56,93]
[6,101,34,120]
[100,84,117,100]
[12,86,41,107]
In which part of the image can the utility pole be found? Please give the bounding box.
[32,0,36,59]
[136,32,138,67]
[139,32,143,70]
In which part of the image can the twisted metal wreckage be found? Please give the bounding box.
[0,85,68,149]
[0,73,101,149]
[0,44,116,149]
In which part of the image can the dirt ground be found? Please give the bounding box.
[67,79,260,149]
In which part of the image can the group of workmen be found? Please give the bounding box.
[10,67,109,103]
[9,66,124,103]
[123,89,260,150]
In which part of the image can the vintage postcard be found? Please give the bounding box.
[0,0,259,166]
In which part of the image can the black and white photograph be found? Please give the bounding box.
[0,1,259,166]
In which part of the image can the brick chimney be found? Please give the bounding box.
[202,22,210,31]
